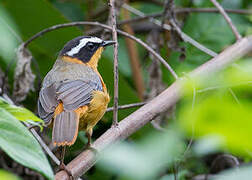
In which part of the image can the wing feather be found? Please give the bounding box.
[57,80,96,111]
[38,79,102,124]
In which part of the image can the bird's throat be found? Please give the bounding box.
[86,47,104,70]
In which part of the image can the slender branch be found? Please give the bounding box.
[119,8,252,27]
[169,19,218,57]
[161,0,174,26]
[175,8,252,15]
[122,3,172,30]
[55,35,252,180]
[162,0,217,57]
[26,122,60,165]
[122,3,218,57]
[196,81,252,93]
[210,0,242,41]
[109,0,119,126]
[22,21,178,79]
[205,154,239,179]
[106,101,147,112]
[117,29,178,79]
[228,88,241,105]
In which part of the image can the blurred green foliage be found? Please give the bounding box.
[179,61,252,157]
[99,129,185,180]
[0,6,20,67]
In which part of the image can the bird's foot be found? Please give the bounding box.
[112,121,119,128]
[84,143,98,154]
[59,163,74,180]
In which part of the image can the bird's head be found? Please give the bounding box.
[59,36,115,69]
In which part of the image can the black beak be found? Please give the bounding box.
[102,40,116,47]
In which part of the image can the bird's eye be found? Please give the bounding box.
[87,42,95,50]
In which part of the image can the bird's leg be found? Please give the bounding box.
[59,146,74,179]
[59,146,66,169]
[85,129,93,148]
[85,129,98,154]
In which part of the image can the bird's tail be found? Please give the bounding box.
[52,111,79,146]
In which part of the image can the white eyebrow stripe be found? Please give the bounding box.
[66,37,103,56]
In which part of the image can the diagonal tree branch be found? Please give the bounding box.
[210,0,242,41]
[55,35,252,180]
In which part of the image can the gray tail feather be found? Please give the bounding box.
[52,111,79,146]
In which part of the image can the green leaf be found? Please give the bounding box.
[0,97,44,130]
[0,169,20,180]
[0,108,54,180]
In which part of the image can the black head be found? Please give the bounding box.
[59,36,115,63]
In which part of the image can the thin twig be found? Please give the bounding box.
[55,36,252,180]
[106,102,147,112]
[26,123,60,166]
[117,30,178,79]
[109,0,119,126]
[228,88,241,105]
[192,86,196,110]
[175,8,252,15]
[170,19,217,57]
[22,21,178,79]
[196,81,252,93]
[119,8,252,26]
[122,3,218,57]
[182,78,196,157]
[205,154,239,180]
[161,0,174,26]
[122,3,172,30]
[0,18,22,43]
[210,0,242,41]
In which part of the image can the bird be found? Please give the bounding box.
[37,36,114,172]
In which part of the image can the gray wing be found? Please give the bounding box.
[38,79,103,125]
[56,80,102,110]
[38,84,58,124]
